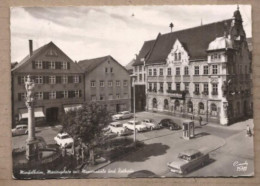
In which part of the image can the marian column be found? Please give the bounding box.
[25,75,38,160]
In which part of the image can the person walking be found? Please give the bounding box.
[246,124,252,137]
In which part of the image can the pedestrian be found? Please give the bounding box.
[246,125,252,137]
[199,116,202,126]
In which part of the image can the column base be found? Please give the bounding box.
[26,139,39,161]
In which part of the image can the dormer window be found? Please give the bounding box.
[174,52,181,61]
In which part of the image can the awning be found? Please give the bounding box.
[19,107,45,120]
[64,104,82,113]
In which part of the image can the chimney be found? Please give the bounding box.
[29,40,33,57]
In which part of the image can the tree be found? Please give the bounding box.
[60,102,111,165]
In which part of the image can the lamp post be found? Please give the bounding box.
[130,74,137,142]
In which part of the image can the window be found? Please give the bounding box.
[212,83,218,95]
[199,102,204,114]
[159,68,163,76]
[194,83,200,94]
[167,68,172,76]
[184,83,189,92]
[139,74,142,81]
[49,76,56,84]
[110,67,113,73]
[188,101,193,113]
[100,81,104,87]
[203,66,209,75]
[100,95,104,101]
[74,76,79,83]
[149,69,152,76]
[35,76,43,84]
[178,52,181,60]
[194,66,199,75]
[105,68,108,73]
[116,80,120,87]
[135,66,137,73]
[91,81,96,87]
[19,76,26,85]
[148,83,152,91]
[176,83,180,91]
[75,90,80,98]
[36,92,43,100]
[211,103,217,116]
[108,81,113,87]
[116,93,120,99]
[153,69,157,76]
[153,82,157,92]
[203,83,208,95]
[62,76,68,84]
[49,91,56,99]
[174,53,178,61]
[139,66,142,71]
[167,82,172,91]
[109,94,113,100]
[152,98,157,108]
[63,91,68,98]
[184,66,189,75]
[18,92,26,101]
[35,61,42,69]
[50,61,55,69]
[91,95,96,101]
[123,80,127,86]
[62,62,67,70]
[176,67,180,76]
[164,99,169,110]
[212,65,218,75]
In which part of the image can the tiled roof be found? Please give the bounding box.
[12,41,83,72]
[12,43,49,71]
[78,55,128,74]
[133,40,155,66]
[146,19,233,65]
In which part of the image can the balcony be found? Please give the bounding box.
[201,91,209,96]
[193,91,200,95]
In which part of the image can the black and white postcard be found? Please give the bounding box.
[10,5,254,179]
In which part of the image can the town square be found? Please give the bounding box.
[10,5,254,179]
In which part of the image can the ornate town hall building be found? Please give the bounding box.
[134,8,252,125]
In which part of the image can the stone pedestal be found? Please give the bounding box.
[26,139,39,160]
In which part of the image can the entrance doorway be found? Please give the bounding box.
[46,107,59,123]
[116,104,120,113]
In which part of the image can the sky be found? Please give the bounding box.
[11,5,252,66]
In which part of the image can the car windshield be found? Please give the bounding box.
[178,154,191,161]
[60,135,70,139]
[114,124,123,127]
[128,121,140,125]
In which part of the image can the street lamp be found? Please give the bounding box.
[130,74,137,142]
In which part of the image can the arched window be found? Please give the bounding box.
[187,101,193,113]
[164,99,169,110]
[152,98,157,108]
[211,103,217,116]
[174,100,180,111]
[199,102,204,114]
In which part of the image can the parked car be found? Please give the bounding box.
[142,119,161,130]
[54,133,74,148]
[112,111,133,120]
[12,125,28,136]
[102,129,118,140]
[167,149,209,174]
[158,118,181,130]
[123,120,147,132]
[109,122,132,136]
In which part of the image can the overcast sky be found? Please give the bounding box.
[11,5,252,66]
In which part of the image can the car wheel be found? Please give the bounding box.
[25,130,28,134]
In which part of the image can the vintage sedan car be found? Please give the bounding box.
[158,118,181,130]
[142,119,161,130]
[112,111,133,120]
[123,120,147,132]
[109,122,132,136]
[54,133,74,148]
[167,149,209,174]
[12,125,28,136]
